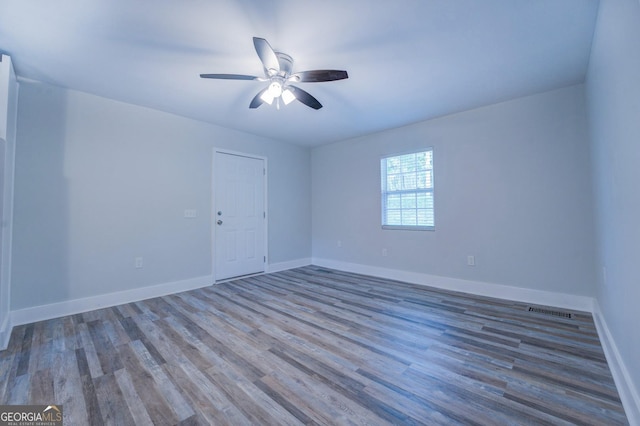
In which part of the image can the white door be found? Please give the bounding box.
[214,152,266,281]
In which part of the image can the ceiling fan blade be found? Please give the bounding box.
[290,70,348,83]
[253,37,280,74]
[249,88,268,109]
[200,73,260,80]
[290,85,323,110]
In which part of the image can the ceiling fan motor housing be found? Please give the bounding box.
[274,52,293,78]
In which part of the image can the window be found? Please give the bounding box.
[381,149,434,230]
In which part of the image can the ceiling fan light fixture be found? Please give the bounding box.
[260,90,275,105]
[282,88,296,105]
[267,81,282,98]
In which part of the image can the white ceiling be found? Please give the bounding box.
[0,0,599,147]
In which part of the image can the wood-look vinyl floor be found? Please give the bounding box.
[0,266,628,425]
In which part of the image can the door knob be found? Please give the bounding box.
[217,220,223,225]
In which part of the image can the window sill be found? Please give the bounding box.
[382,225,435,231]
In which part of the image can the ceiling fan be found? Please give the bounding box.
[200,37,348,110]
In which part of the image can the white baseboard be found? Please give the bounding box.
[10,275,214,328]
[593,301,640,426]
[6,258,314,331]
[267,257,312,274]
[312,258,594,312]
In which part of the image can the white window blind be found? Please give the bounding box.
[381,149,434,230]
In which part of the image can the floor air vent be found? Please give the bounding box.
[528,306,572,319]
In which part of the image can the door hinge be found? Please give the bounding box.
[263,211,266,219]
[264,256,266,263]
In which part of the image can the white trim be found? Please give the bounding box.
[380,148,435,230]
[267,258,312,274]
[593,300,640,426]
[10,275,213,327]
[212,148,268,281]
[0,55,18,352]
[0,314,11,351]
[312,257,595,312]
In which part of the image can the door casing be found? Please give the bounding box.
[212,149,268,281]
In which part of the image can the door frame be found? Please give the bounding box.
[212,148,268,282]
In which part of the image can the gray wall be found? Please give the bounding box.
[12,82,311,310]
[586,0,640,407]
[312,85,597,296]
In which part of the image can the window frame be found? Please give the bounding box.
[380,148,435,231]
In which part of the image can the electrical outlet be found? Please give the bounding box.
[337,240,342,247]
[467,255,475,266]
[382,248,388,257]
[135,257,143,269]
